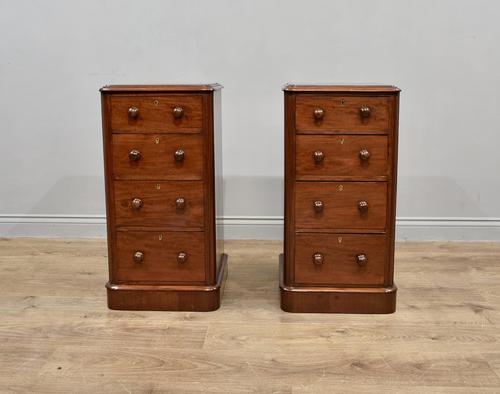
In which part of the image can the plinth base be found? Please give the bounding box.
[279,254,396,313]
[106,254,228,312]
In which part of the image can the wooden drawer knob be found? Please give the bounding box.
[313,108,325,120]
[172,106,184,119]
[175,197,186,210]
[177,252,188,263]
[313,252,324,265]
[131,198,143,210]
[356,253,367,266]
[313,150,324,163]
[174,149,185,162]
[313,200,324,213]
[128,149,141,162]
[133,251,144,263]
[359,149,371,161]
[358,200,369,213]
[128,107,139,119]
[360,106,371,118]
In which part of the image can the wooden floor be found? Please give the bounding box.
[1,239,500,393]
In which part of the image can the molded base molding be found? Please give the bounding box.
[106,254,228,311]
[279,254,396,314]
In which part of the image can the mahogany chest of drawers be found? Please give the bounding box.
[280,84,400,313]
[100,84,227,311]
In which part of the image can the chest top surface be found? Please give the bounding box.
[100,84,222,93]
[283,84,400,93]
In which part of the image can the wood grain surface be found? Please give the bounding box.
[283,84,400,93]
[295,95,391,134]
[295,134,389,181]
[294,182,387,230]
[114,231,206,284]
[1,239,500,392]
[114,180,204,228]
[112,133,204,180]
[294,233,387,286]
[101,84,222,93]
[110,94,203,133]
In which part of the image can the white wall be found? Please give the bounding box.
[1,0,499,240]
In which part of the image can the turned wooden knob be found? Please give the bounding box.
[313,150,324,163]
[172,106,184,119]
[359,149,371,161]
[128,107,139,119]
[131,198,143,210]
[360,106,371,118]
[128,149,141,162]
[313,107,325,120]
[313,252,324,265]
[356,253,367,266]
[358,200,369,213]
[133,251,144,263]
[174,149,185,162]
[313,200,324,213]
[177,252,188,263]
[175,197,186,210]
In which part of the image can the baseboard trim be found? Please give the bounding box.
[0,214,107,238]
[0,214,499,241]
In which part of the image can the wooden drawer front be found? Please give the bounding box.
[115,231,205,283]
[114,181,204,228]
[112,134,203,180]
[294,233,386,286]
[295,182,387,230]
[296,135,389,180]
[295,95,390,134]
[110,94,203,133]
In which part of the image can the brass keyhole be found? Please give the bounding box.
[153,99,159,106]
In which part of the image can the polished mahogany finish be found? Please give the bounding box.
[113,180,204,228]
[359,106,371,118]
[112,134,204,180]
[115,230,205,283]
[128,106,139,119]
[133,250,144,263]
[295,95,391,134]
[131,197,143,210]
[294,182,387,230]
[110,94,203,133]
[294,233,387,286]
[101,84,227,311]
[281,84,400,313]
[128,149,141,162]
[296,135,388,180]
[313,107,325,120]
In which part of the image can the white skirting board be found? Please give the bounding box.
[0,215,499,241]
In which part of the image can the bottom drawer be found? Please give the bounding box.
[114,230,206,283]
[294,233,387,286]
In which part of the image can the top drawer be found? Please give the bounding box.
[110,94,203,133]
[295,95,391,134]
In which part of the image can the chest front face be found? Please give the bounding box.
[101,84,226,312]
[281,84,400,314]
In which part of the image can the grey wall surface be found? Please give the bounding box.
[1,0,499,239]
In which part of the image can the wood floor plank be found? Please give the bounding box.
[0,238,500,392]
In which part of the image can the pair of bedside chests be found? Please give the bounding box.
[100,84,400,314]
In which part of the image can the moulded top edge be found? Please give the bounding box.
[283,84,401,93]
[100,84,223,93]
